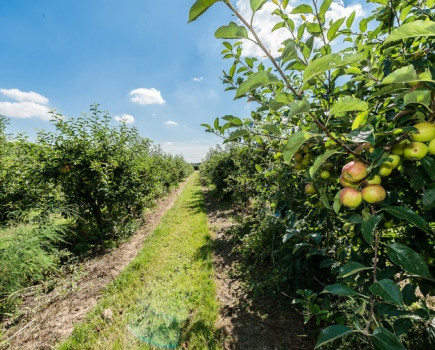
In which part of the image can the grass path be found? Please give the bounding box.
[59,172,221,349]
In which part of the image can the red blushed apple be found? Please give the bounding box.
[342,161,367,182]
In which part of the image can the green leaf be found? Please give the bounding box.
[283,131,312,163]
[315,325,353,348]
[339,262,371,278]
[372,327,406,350]
[222,115,242,125]
[404,90,431,108]
[291,4,313,14]
[422,157,435,181]
[250,0,267,12]
[309,149,341,178]
[261,124,281,135]
[361,214,383,245]
[423,184,435,209]
[333,190,341,214]
[321,283,357,296]
[369,279,404,307]
[386,243,431,278]
[288,98,310,117]
[269,91,294,111]
[235,71,280,98]
[223,129,249,143]
[330,97,368,116]
[319,0,333,20]
[281,39,298,62]
[188,0,220,22]
[303,52,365,85]
[383,206,428,232]
[346,11,356,28]
[346,125,375,145]
[384,20,435,43]
[327,17,345,41]
[215,22,248,39]
[381,65,417,85]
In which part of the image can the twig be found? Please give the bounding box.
[4,319,36,343]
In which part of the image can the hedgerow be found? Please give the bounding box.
[193,0,435,348]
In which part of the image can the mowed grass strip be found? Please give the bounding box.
[59,172,220,349]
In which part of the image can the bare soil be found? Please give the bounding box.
[203,188,314,350]
[1,176,191,350]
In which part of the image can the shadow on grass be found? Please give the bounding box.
[202,188,315,350]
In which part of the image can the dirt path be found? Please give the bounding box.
[1,176,192,350]
[203,188,314,350]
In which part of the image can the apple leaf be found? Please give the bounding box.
[330,97,368,117]
[188,0,220,22]
[384,20,435,43]
[215,22,249,39]
[386,243,431,277]
[309,149,341,178]
[321,283,358,296]
[372,327,406,350]
[338,262,371,278]
[283,131,312,163]
[383,206,429,232]
[250,0,267,13]
[361,214,383,245]
[369,279,404,307]
[315,325,353,348]
[235,71,280,98]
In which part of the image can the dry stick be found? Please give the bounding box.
[4,319,36,343]
[224,1,359,157]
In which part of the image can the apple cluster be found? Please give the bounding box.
[391,122,435,160]
[339,122,435,209]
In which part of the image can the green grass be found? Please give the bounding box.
[58,172,221,349]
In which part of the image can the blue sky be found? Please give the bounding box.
[0,0,368,162]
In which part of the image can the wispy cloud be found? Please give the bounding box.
[165,120,179,126]
[192,77,204,82]
[130,88,165,105]
[114,114,135,124]
[235,0,365,57]
[0,88,52,120]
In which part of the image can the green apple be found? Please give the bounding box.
[320,170,330,179]
[362,185,386,204]
[342,160,367,182]
[366,174,381,185]
[412,122,435,142]
[294,163,305,171]
[340,188,363,208]
[305,183,317,195]
[294,152,303,162]
[403,141,429,160]
[379,162,393,177]
[391,140,410,155]
[387,154,401,169]
[428,138,435,155]
[339,175,360,188]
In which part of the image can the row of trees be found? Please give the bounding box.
[0,106,193,316]
[193,0,434,348]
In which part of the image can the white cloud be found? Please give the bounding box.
[0,88,49,104]
[164,141,173,146]
[192,77,204,82]
[114,114,135,124]
[165,120,179,126]
[0,101,52,120]
[130,88,165,105]
[235,0,365,57]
